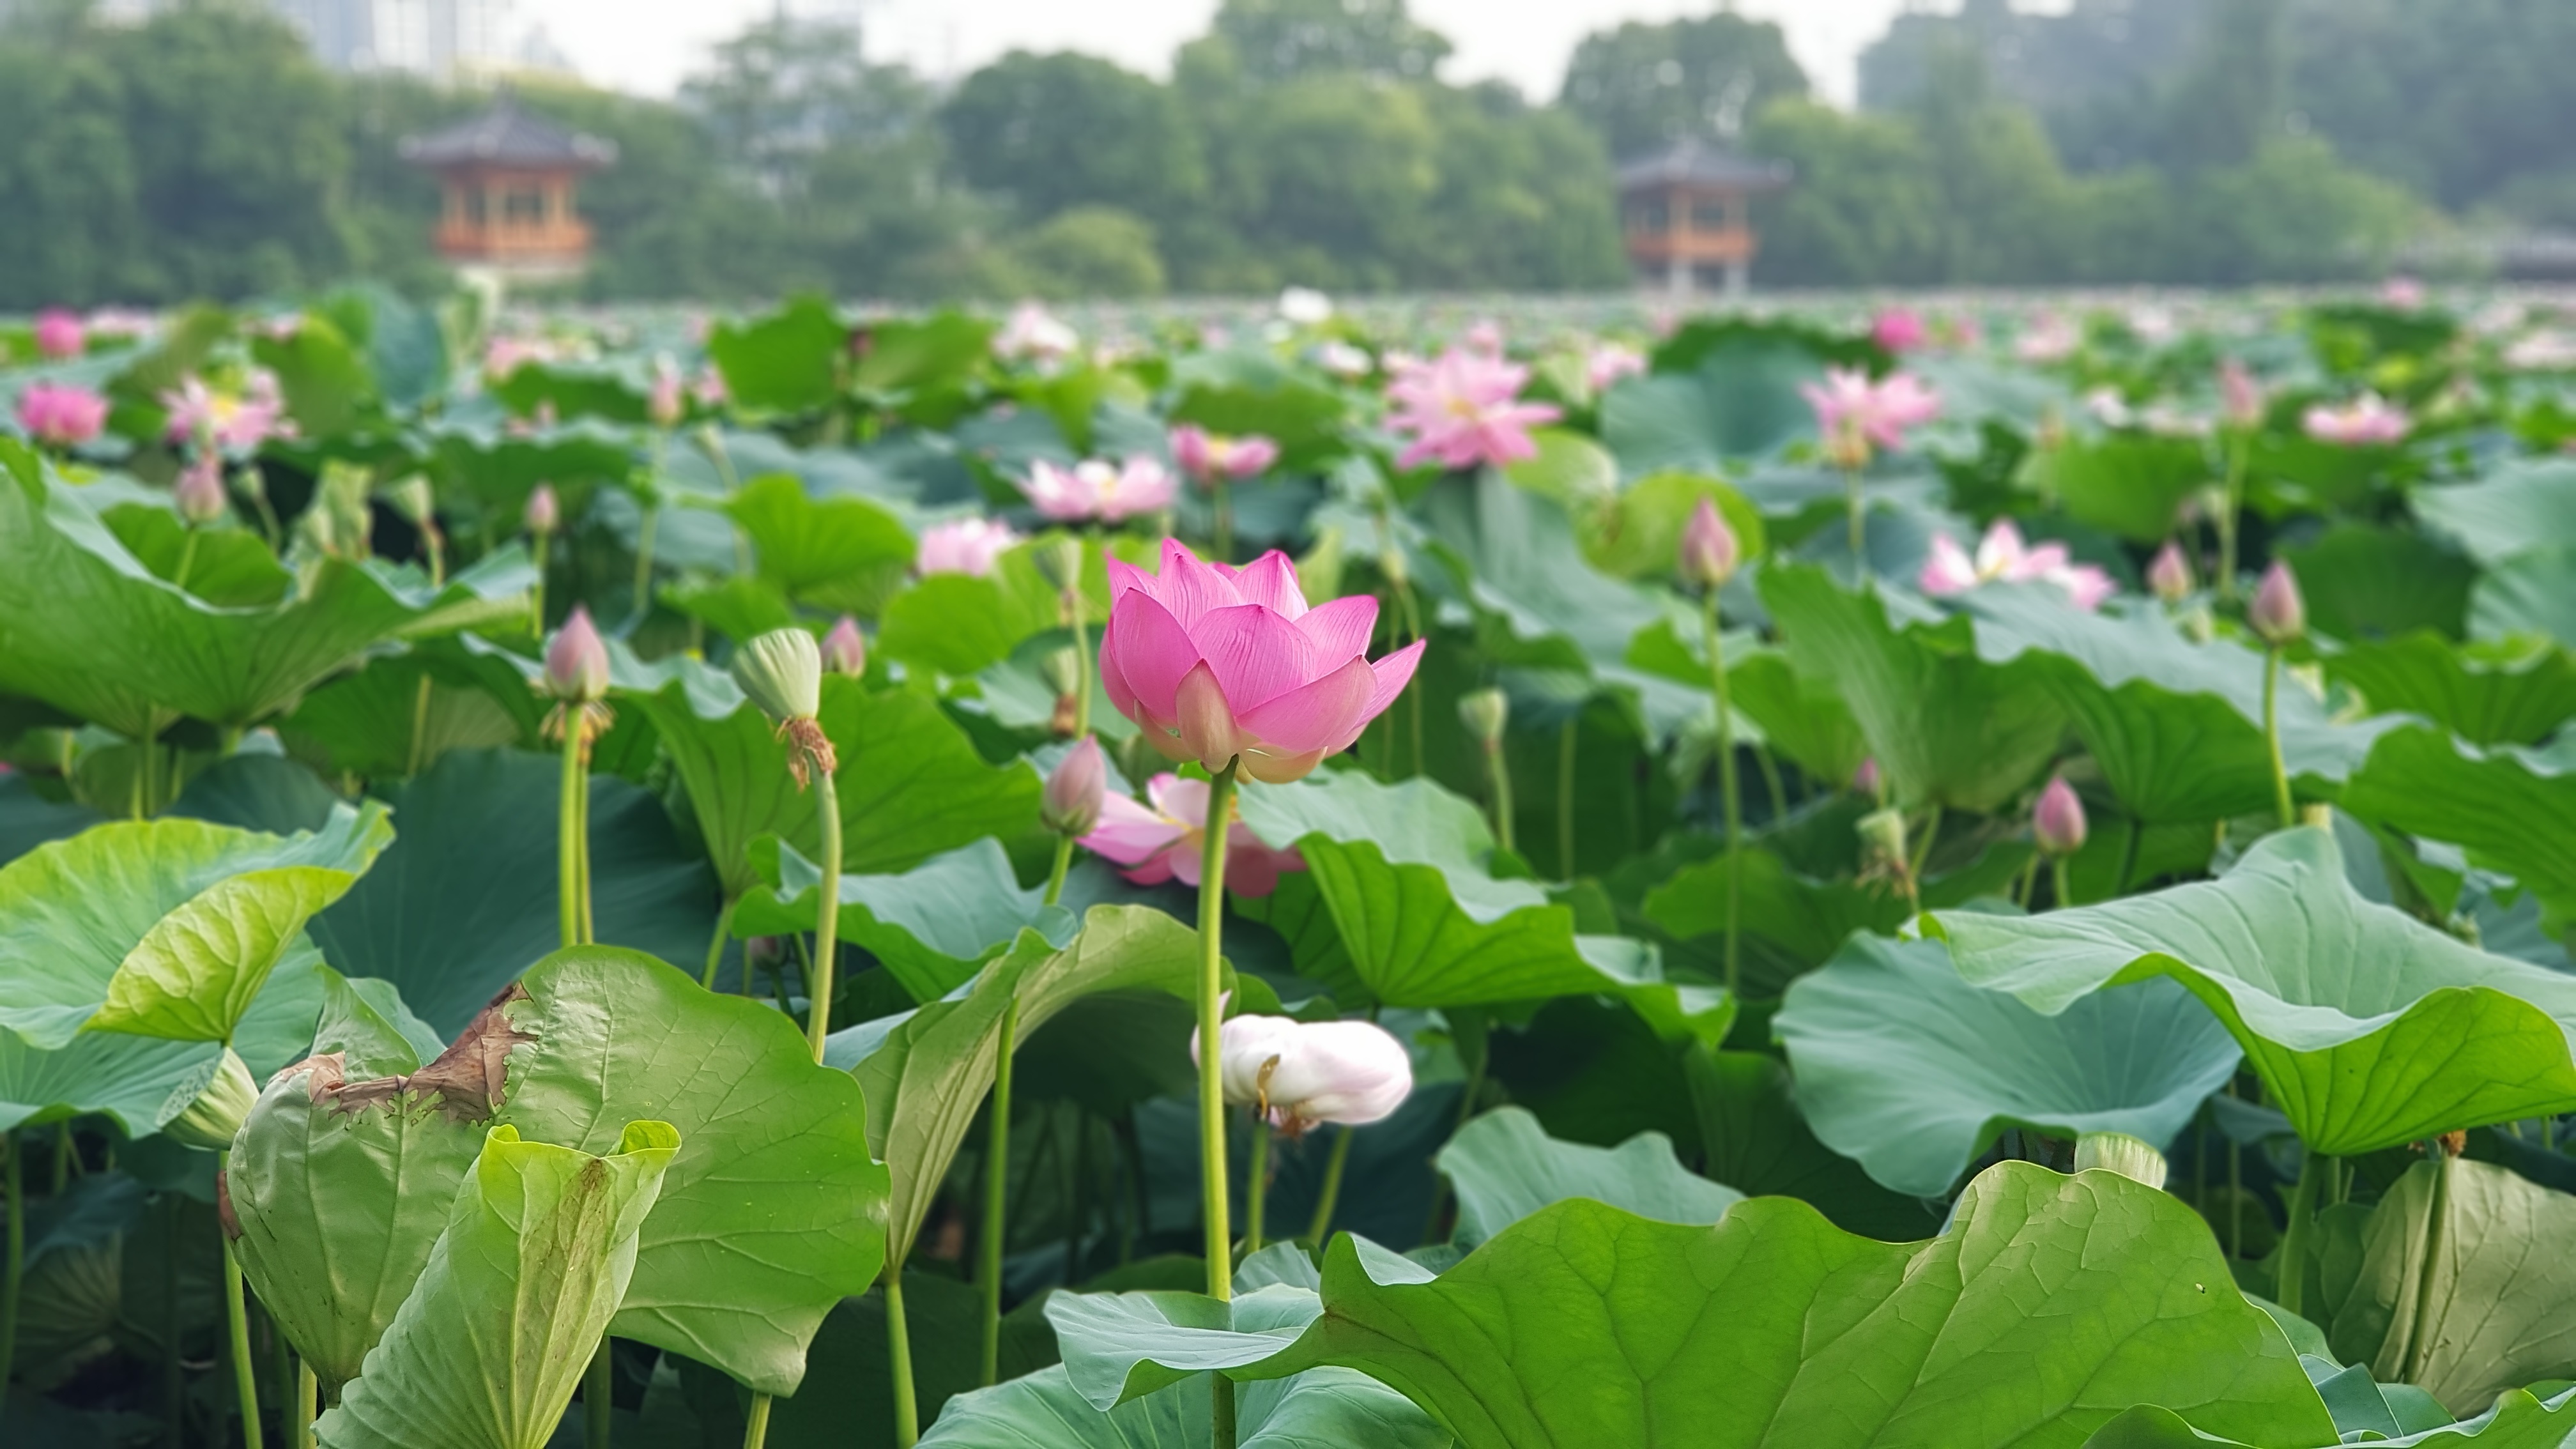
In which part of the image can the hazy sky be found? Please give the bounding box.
[518,0,1958,107]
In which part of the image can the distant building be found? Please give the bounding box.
[1616,139,1791,296]
[268,0,517,79]
[401,95,615,282]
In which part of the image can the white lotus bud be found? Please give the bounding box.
[1192,1015,1413,1132]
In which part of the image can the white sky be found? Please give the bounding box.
[512,0,1954,107]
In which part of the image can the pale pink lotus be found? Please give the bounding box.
[1100,539,1425,783]
[2015,314,2080,364]
[1920,520,2115,611]
[2219,358,2265,429]
[1802,366,1941,468]
[1078,771,1306,896]
[34,309,84,360]
[162,372,290,452]
[916,517,1021,576]
[16,382,109,448]
[1585,342,1646,393]
[1020,457,1177,523]
[1384,348,1561,471]
[1170,425,1280,485]
[2302,393,2410,447]
[1871,307,1927,353]
[993,303,1077,364]
[482,335,558,380]
[647,359,685,428]
[1195,1015,1413,1131]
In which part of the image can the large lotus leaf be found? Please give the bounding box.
[0,802,391,1047]
[1642,843,2032,995]
[492,947,889,1397]
[877,544,1077,679]
[0,442,530,736]
[1574,471,1768,583]
[1600,331,1825,472]
[1722,647,1869,788]
[2325,633,2576,748]
[623,661,813,900]
[282,638,542,781]
[1760,565,2067,813]
[708,295,847,413]
[919,1362,1444,1449]
[2276,524,2476,643]
[304,749,717,1039]
[226,1026,511,1389]
[726,473,914,617]
[0,774,102,870]
[820,677,1045,877]
[2471,546,2576,647]
[735,837,1077,1003]
[314,1120,679,1449]
[0,1027,224,1136]
[831,905,1226,1269]
[1775,935,2242,1197]
[1436,1105,1740,1246]
[2329,1158,2576,1416]
[1931,827,2576,1155]
[2341,726,2576,932]
[1684,1048,1943,1242]
[2413,457,2576,567]
[2028,433,2212,544]
[1238,770,1729,1039]
[2082,1388,2576,1448]
[1238,1163,2336,1449]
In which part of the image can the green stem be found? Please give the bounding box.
[560,723,586,951]
[2262,648,2294,831]
[1909,804,1943,885]
[1845,464,1866,569]
[2402,1146,2453,1386]
[1068,592,1094,738]
[2218,432,2248,602]
[294,1359,316,1449]
[530,533,549,637]
[163,1191,183,1446]
[407,675,433,778]
[137,709,165,821]
[1754,744,1788,827]
[1482,742,1515,854]
[1243,1114,1268,1258]
[1556,719,1579,878]
[1,1132,20,1393]
[885,1267,919,1448]
[1213,478,1234,563]
[701,896,737,991]
[808,770,843,1061]
[1307,1126,1356,1244]
[1043,833,1076,908]
[2050,857,2073,912]
[220,1149,266,1449]
[742,1391,772,1449]
[977,999,1018,1388]
[1197,759,1242,1306]
[631,503,661,622]
[2226,1081,2244,1257]
[2274,1146,2324,1318]
[2016,851,2042,910]
[1701,593,1742,999]
[52,1121,70,1193]
[174,528,201,593]
[585,1338,612,1449]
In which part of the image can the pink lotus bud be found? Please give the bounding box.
[174,455,227,525]
[1853,757,1882,796]
[1170,425,1216,482]
[2218,358,2264,430]
[1871,307,1926,353]
[2146,541,2193,602]
[821,615,867,677]
[1678,498,1739,588]
[2033,776,2087,857]
[15,382,109,448]
[1042,736,1107,837]
[544,606,610,703]
[2250,561,2306,646]
[34,309,85,360]
[648,363,684,429]
[525,483,560,537]
[1190,1015,1413,1131]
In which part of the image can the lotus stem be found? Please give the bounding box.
[2262,648,2294,830]
[1307,1126,1356,1244]
[1909,804,1942,885]
[741,1392,771,1449]
[1,1131,20,1393]
[1243,1113,1269,1257]
[701,896,737,991]
[885,1268,919,1448]
[585,1340,612,1449]
[1754,743,1787,830]
[1481,736,1515,854]
[294,1360,317,1449]
[1556,720,1579,878]
[2403,1143,2455,1386]
[1197,758,1243,1449]
[2050,857,2073,912]
[2218,432,2248,602]
[807,770,843,1061]
[2016,851,2041,909]
[559,723,588,950]
[631,503,660,622]
[978,998,1019,1387]
[1844,464,1866,569]
[2274,1147,2324,1317]
[219,1149,266,1449]
[174,528,201,594]
[2225,1082,2244,1257]
[163,1192,184,1444]
[1043,834,1076,908]
[408,676,433,778]
[1213,478,1234,563]
[530,533,549,637]
[1701,594,1743,999]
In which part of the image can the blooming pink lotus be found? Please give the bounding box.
[2302,393,2409,447]
[1170,425,1280,486]
[34,309,84,360]
[1802,366,1941,468]
[162,372,290,452]
[1079,771,1306,896]
[1020,457,1177,524]
[647,360,685,428]
[1384,348,1561,471]
[1871,307,1927,353]
[2016,313,2080,364]
[1920,520,2115,611]
[1100,539,1424,783]
[16,382,109,448]
[2218,358,2265,429]
[1585,342,1646,393]
[916,517,1021,577]
[993,303,1077,364]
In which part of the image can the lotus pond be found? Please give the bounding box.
[4,287,2576,1448]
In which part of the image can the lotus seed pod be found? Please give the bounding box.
[1457,687,1509,749]
[1857,806,1908,873]
[159,1047,259,1153]
[2250,560,2306,646]
[733,627,824,723]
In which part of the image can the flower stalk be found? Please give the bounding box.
[1700,594,1743,998]
[1198,757,1243,1449]
[220,1151,266,1449]
[1307,1126,1356,1243]
[1,1132,20,1403]
[977,996,1018,1388]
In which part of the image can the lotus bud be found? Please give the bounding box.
[2249,560,2306,646]
[1378,542,1409,591]
[525,482,561,537]
[544,606,611,703]
[1678,498,1740,588]
[2218,358,2264,431]
[1853,756,1882,797]
[821,615,867,677]
[2033,776,2087,857]
[2145,540,2193,602]
[733,627,823,723]
[1457,688,1509,750]
[2073,1131,2169,1190]
[174,455,227,525]
[1857,806,1908,874]
[1038,537,1085,594]
[1043,736,1107,837]
[1192,1015,1413,1133]
[391,475,436,528]
[158,1047,258,1152]
[1041,647,1083,699]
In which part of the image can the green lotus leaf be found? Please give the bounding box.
[1931,827,2576,1155]
[2413,457,2576,567]
[1436,1105,1740,1246]
[1684,1047,1943,1241]
[282,638,544,781]
[314,1119,680,1449]
[1761,565,2068,813]
[2340,726,2576,933]
[877,544,1075,680]
[1574,470,1767,582]
[0,1025,226,1137]
[493,947,889,1398]
[735,836,1078,1002]
[1775,935,2242,1196]
[623,660,818,900]
[707,295,847,413]
[2324,632,2576,749]
[1601,328,1827,470]
[1238,769,1730,1039]
[0,802,391,1048]
[1721,647,1869,790]
[918,1363,1444,1449]
[1642,843,2032,995]
[2028,433,2209,543]
[725,472,914,617]
[1241,1163,2337,1449]
[819,677,1045,877]
[2083,1388,2576,1448]
[2471,546,2576,645]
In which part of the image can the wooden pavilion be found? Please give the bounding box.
[1616,139,1792,298]
[400,96,617,282]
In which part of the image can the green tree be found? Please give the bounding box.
[1744,100,1947,288]
[1559,12,1809,160]
[939,51,1206,229]
[1003,206,1170,298]
[1202,0,1452,84]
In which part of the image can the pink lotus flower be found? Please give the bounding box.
[2302,393,2409,447]
[174,454,227,524]
[1384,348,1561,471]
[16,382,108,448]
[1585,343,1647,393]
[691,367,728,407]
[1464,321,1505,357]
[544,606,610,703]
[647,360,684,428]
[993,303,1077,364]
[162,372,290,452]
[1194,1015,1413,1131]
[1802,367,1941,468]
[482,336,556,380]
[1020,457,1177,524]
[1100,539,1425,783]
[915,517,1021,576]
[1871,307,1927,353]
[1078,771,1306,896]
[34,309,84,360]
[2219,358,2265,430]
[2146,540,2194,602]
[1171,425,1280,486]
[1043,736,1108,837]
[2380,276,2425,310]
[2015,313,2079,364]
[1919,520,2115,611]
[2033,776,2087,857]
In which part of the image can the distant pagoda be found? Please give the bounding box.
[1616,138,1792,298]
[400,95,617,282]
